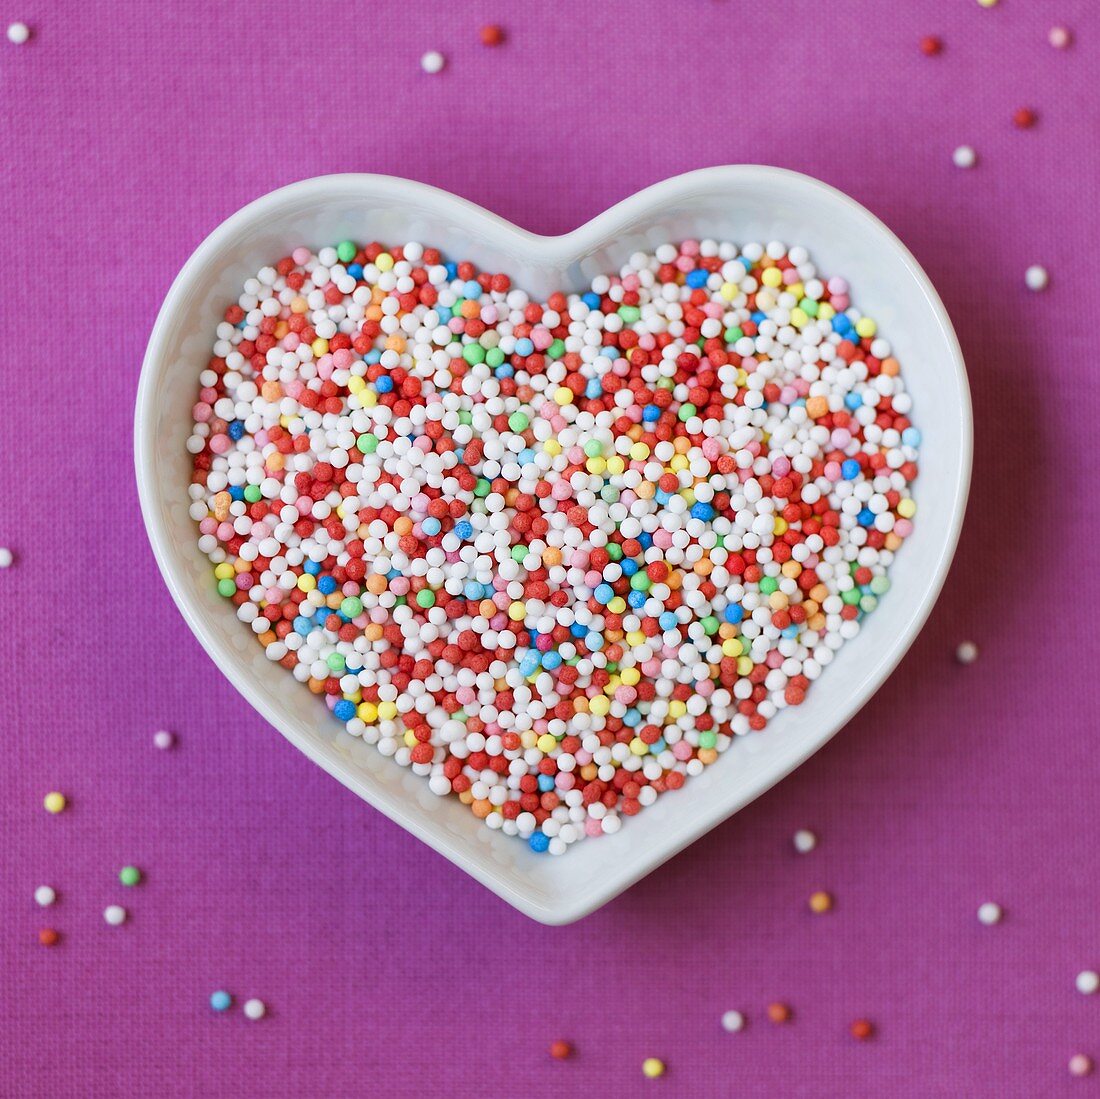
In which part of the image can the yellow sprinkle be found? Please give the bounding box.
[520,730,538,749]
[629,443,650,462]
[606,456,625,476]
[536,733,557,754]
[375,252,394,271]
[721,638,743,658]
[818,303,836,321]
[310,337,329,357]
[403,729,418,748]
[642,1058,666,1079]
[668,700,687,719]
[809,890,833,914]
[589,695,611,717]
[214,562,235,581]
[347,375,365,393]
[357,702,378,723]
[773,517,788,536]
[626,631,646,647]
[790,307,808,328]
[719,281,737,301]
[586,457,606,475]
[761,267,783,288]
[897,497,916,519]
[855,317,877,339]
[508,601,526,622]
[377,701,397,721]
[607,596,627,615]
[43,791,66,814]
[669,454,688,472]
[554,386,574,406]
[297,573,317,592]
[629,737,649,756]
[736,656,754,676]
[620,667,640,686]
[544,439,562,455]
[361,389,378,407]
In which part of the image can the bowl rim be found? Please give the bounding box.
[135,165,972,924]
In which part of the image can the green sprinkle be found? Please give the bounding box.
[869,575,890,595]
[340,596,363,618]
[416,589,436,609]
[698,731,718,750]
[701,616,720,636]
[474,478,491,497]
[584,439,603,458]
[511,545,527,563]
[547,339,566,360]
[356,433,378,454]
[630,573,651,591]
[486,347,505,368]
[243,484,262,503]
[216,578,236,598]
[119,866,141,887]
[678,403,696,422]
[605,543,623,562]
[458,411,473,426]
[759,576,779,595]
[462,344,486,366]
[842,588,862,605]
[336,240,357,263]
[508,412,529,433]
[326,652,346,673]
[618,305,641,324]
[724,326,744,343]
[799,298,819,317]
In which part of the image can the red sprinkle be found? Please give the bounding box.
[919,35,942,56]
[39,928,60,946]
[549,1040,573,1060]
[480,24,504,46]
[1013,107,1037,129]
[851,1019,875,1040]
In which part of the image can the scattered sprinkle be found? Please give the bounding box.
[721,1010,745,1032]
[920,36,942,56]
[1076,970,1099,995]
[103,904,127,926]
[793,829,817,854]
[420,50,445,74]
[850,1019,875,1040]
[953,145,977,169]
[549,1039,573,1060]
[976,0,998,7]
[956,640,979,665]
[38,927,59,946]
[480,24,504,46]
[809,890,833,914]
[153,729,175,750]
[1025,265,1049,292]
[43,791,66,814]
[6,21,29,44]
[119,866,142,886]
[0,547,13,567]
[642,1058,666,1079]
[243,998,266,1021]
[767,1002,792,1024]
[1070,1054,1094,1078]
[977,901,1002,925]
[210,990,232,1012]
[34,885,56,907]
[1013,107,1037,129]
[1049,26,1072,49]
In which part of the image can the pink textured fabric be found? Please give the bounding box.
[3,1,1098,1095]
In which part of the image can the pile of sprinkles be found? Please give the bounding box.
[188,237,919,854]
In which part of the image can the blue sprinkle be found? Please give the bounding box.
[464,580,483,599]
[594,583,614,604]
[642,404,661,422]
[421,517,441,537]
[621,559,638,577]
[857,508,876,527]
[293,616,313,636]
[463,279,482,299]
[585,380,603,399]
[752,310,767,323]
[723,604,744,625]
[623,708,641,727]
[454,520,473,540]
[690,502,716,522]
[585,631,604,651]
[228,485,245,501]
[582,291,601,310]
[627,590,647,609]
[651,738,667,754]
[568,622,586,639]
[375,375,394,394]
[519,652,541,677]
[514,337,534,357]
[517,449,536,467]
[496,364,514,378]
[686,268,710,288]
[655,489,673,505]
[841,459,861,480]
[902,427,921,447]
[304,559,322,575]
[781,625,800,639]
[436,306,452,323]
[541,651,563,671]
[445,262,458,280]
[318,575,338,595]
[347,263,364,279]
[365,349,382,364]
[227,420,246,440]
[537,774,556,793]
[659,611,678,631]
[844,392,862,410]
[637,532,654,550]
[529,832,550,853]
[210,991,232,1012]
[333,700,356,721]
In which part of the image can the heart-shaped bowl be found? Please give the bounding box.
[136,166,970,924]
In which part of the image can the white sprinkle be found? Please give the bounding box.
[34,885,56,907]
[721,1010,745,1032]
[977,901,1002,925]
[1049,26,1072,49]
[1077,970,1099,995]
[103,904,127,926]
[1024,265,1049,292]
[953,145,977,169]
[6,21,30,44]
[153,729,175,750]
[1070,1054,1094,1078]
[792,829,817,854]
[955,641,979,665]
[0,548,13,568]
[243,998,266,1020]
[420,50,445,74]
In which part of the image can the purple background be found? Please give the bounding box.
[3,2,1097,1095]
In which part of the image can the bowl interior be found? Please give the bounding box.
[136,168,970,924]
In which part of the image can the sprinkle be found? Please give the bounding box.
[850,1019,874,1040]
[210,990,232,1012]
[34,885,56,907]
[0,548,13,567]
[953,145,977,169]
[808,890,833,914]
[1013,107,1037,129]
[243,998,266,1021]
[641,1058,666,1079]
[6,21,29,44]
[119,866,142,886]
[793,829,817,854]
[1070,1054,1094,1078]
[919,36,942,56]
[956,641,979,664]
[420,50,445,74]
[480,24,504,46]
[977,901,1002,925]
[1049,26,1072,49]
[103,904,127,926]
[766,1002,791,1024]
[153,729,175,749]
[720,1011,745,1032]
[38,928,59,946]
[1076,971,1099,995]
[976,0,998,7]
[549,1039,573,1059]
[189,239,921,853]
[1025,265,1049,292]
[43,791,66,814]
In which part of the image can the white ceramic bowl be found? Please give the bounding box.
[136,166,971,924]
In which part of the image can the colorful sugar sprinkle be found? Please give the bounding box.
[1013,107,1037,129]
[243,998,266,1020]
[34,885,56,907]
[1076,970,1099,995]
[0,547,13,568]
[103,905,126,926]
[808,889,833,914]
[6,21,29,44]
[1070,1054,1094,1078]
[153,729,175,749]
[480,24,504,46]
[43,791,66,814]
[767,1002,792,1024]
[953,146,977,169]
[793,828,817,853]
[851,1018,874,1040]
[188,239,919,853]
[1025,265,1049,292]
[119,866,142,886]
[209,990,232,1012]
[919,36,942,56]
[38,928,59,946]
[956,640,979,664]
[642,1058,666,1079]
[1049,26,1072,49]
[420,50,444,74]
[721,1010,745,1032]
[977,901,1002,925]
[549,1039,573,1059]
